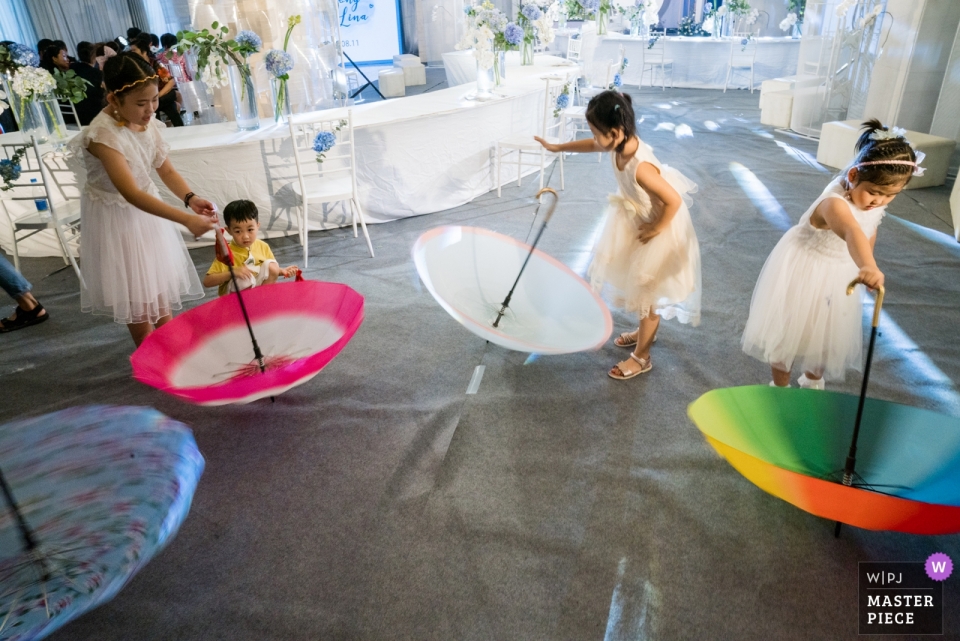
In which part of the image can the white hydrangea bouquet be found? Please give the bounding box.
[10,66,62,136]
[457,2,510,71]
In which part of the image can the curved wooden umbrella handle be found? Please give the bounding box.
[535,187,559,224]
[846,279,885,328]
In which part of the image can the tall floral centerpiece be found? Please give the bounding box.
[701,3,727,39]
[457,2,510,92]
[0,43,42,130]
[265,15,301,123]
[725,0,758,37]
[176,23,262,129]
[780,0,805,36]
[517,2,543,64]
[10,67,64,142]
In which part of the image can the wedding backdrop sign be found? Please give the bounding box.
[338,0,404,64]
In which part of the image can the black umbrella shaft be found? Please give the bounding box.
[0,468,40,553]
[229,266,266,373]
[841,325,879,486]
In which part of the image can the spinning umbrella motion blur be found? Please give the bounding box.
[689,283,960,535]
[0,406,203,640]
[132,228,364,405]
[413,188,612,354]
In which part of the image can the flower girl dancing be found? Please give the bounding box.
[536,90,701,379]
[741,120,921,388]
[69,52,216,346]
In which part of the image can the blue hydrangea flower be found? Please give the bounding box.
[0,159,22,186]
[582,0,600,12]
[235,30,262,53]
[556,93,569,110]
[504,23,524,46]
[622,57,629,66]
[265,49,294,77]
[741,38,749,45]
[313,130,337,155]
[10,43,39,68]
[613,74,622,88]
[521,4,542,21]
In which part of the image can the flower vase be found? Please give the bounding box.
[558,9,568,30]
[228,64,260,131]
[19,95,66,146]
[271,77,292,123]
[521,39,534,66]
[792,23,802,38]
[493,51,506,87]
[476,62,494,98]
[712,16,722,39]
[596,10,608,35]
[630,17,641,36]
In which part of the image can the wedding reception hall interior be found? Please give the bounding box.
[2,0,960,639]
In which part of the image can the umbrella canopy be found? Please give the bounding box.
[132,280,364,405]
[688,386,960,535]
[413,226,612,354]
[0,406,203,640]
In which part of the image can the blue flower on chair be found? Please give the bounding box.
[613,73,623,88]
[556,93,569,110]
[312,131,337,163]
[0,159,23,191]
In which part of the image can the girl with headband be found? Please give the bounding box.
[741,119,922,389]
[68,52,216,346]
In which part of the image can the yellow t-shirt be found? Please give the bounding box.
[206,239,277,296]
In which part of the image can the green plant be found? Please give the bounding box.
[175,22,254,93]
[53,69,90,104]
[787,0,806,23]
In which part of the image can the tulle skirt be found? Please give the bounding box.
[588,169,702,325]
[741,226,864,380]
[79,195,204,324]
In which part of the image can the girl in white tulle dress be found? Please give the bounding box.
[742,120,922,388]
[536,90,701,379]
[69,52,216,346]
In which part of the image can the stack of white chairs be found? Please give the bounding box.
[287,109,374,266]
[495,77,567,196]
[0,136,84,286]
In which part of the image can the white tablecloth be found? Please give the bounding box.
[1,53,580,257]
[596,35,800,90]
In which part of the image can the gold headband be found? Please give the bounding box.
[113,74,158,94]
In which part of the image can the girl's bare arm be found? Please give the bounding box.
[634,162,682,244]
[534,136,605,153]
[817,198,884,289]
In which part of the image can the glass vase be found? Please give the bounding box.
[476,61,494,98]
[630,17,641,36]
[270,77,292,123]
[521,39,534,66]
[596,10,608,35]
[558,9,568,30]
[19,95,67,146]
[493,50,506,87]
[792,22,803,38]
[228,63,260,131]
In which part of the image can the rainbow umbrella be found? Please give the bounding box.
[689,284,960,535]
[413,190,612,354]
[131,280,364,405]
[0,406,203,640]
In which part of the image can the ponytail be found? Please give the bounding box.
[848,119,917,187]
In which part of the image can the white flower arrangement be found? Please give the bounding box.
[779,12,797,32]
[0,89,8,116]
[859,5,883,29]
[457,1,509,70]
[10,66,56,100]
[745,8,759,25]
[835,0,855,18]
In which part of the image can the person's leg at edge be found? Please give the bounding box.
[771,364,791,387]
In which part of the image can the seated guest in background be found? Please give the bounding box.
[148,33,161,54]
[125,27,141,49]
[52,39,76,63]
[129,33,183,127]
[36,38,52,56]
[40,43,70,73]
[95,42,117,70]
[71,41,105,126]
[0,254,49,333]
[158,33,191,80]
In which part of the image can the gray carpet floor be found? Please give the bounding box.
[3,87,960,641]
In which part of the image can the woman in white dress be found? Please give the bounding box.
[69,52,216,346]
[742,120,922,388]
[536,90,701,379]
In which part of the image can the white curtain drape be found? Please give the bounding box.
[0,0,38,47]
[26,0,134,54]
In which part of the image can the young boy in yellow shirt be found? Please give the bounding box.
[203,200,299,296]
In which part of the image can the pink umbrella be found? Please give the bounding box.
[131,279,364,405]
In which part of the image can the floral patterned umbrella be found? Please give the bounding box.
[0,406,203,640]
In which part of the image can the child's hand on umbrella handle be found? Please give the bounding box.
[856,265,884,292]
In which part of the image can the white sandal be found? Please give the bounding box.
[609,353,652,380]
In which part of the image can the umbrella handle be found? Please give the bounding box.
[535,187,559,224]
[846,280,885,328]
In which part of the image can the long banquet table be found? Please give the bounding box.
[596,34,800,90]
[1,52,578,257]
